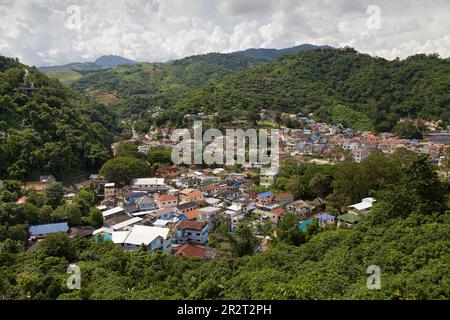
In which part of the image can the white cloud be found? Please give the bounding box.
[0,0,449,66]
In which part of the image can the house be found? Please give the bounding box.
[113,225,172,253]
[337,212,361,227]
[270,207,286,223]
[110,217,143,231]
[146,207,176,221]
[274,193,294,206]
[352,148,369,163]
[260,167,278,186]
[204,197,222,207]
[175,220,209,245]
[316,213,336,227]
[93,227,113,241]
[104,183,116,198]
[257,192,275,206]
[180,210,199,221]
[175,244,206,259]
[179,189,204,202]
[126,195,157,214]
[29,222,69,239]
[131,178,166,192]
[156,194,178,208]
[69,226,95,238]
[253,208,284,224]
[197,206,221,229]
[175,201,198,215]
[348,197,376,215]
[286,200,314,217]
[102,207,125,220]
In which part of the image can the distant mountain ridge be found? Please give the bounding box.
[236,44,333,60]
[38,55,137,72]
[39,44,330,73]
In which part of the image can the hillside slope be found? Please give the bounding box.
[70,52,265,115]
[0,56,117,181]
[166,48,450,131]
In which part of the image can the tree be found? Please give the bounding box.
[38,205,52,224]
[309,173,333,198]
[99,156,151,187]
[67,204,82,226]
[228,223,259,257]
[275,212,305,246]
[40,233,75,261]
[87,208,103,228]
[45,182,64,208]
[116,142,141,158]
[146,147,172,165]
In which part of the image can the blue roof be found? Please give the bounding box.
[298,218,314,233]
[258,191,274,198]
[316,213,335,221]
[29,222,69,236]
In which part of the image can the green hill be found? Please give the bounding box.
[165,48,450,132]
[70,52,265,116]
[0,56,118,181]
[236,44,333,60]
[45,70,82,85]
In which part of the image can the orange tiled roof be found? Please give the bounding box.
[157,194,177,202]
[182,210,199,220]
[271,208,286,216]
[175,244,206,258]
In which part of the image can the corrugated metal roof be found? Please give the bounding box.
[29,222,69,236]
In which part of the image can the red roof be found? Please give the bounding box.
[177,220,206,231]
[275,193,293,200]
[182,210,199,220]
[271,208,286,216]
[205,185,219,191]
[175,244,206,258]
[157,194,177,202]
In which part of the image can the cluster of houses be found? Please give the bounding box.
[23,163,378,259]
[277,116,448,164]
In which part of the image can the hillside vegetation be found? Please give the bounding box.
[70,53,265,116]
[162,48,450,131]
[0,56,117,181]
[0,153,448,300]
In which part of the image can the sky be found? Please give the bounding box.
[0,0,449,66]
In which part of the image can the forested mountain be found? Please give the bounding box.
[0,56,118,181]
[93,55,137,68]
[164,48,450,132]
[70,52,265,116]
[236,44,333,60]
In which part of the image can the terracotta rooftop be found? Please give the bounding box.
[177,220,205,231]
[175,244,206,258]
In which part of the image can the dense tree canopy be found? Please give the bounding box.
[0,56,117,181]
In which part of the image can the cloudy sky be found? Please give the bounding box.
[1,0,449,66]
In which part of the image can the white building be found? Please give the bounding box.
[348,197,376,214]
[131,178,166,191]
[112,225,172,253]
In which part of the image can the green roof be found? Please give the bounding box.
[337,212,361,224]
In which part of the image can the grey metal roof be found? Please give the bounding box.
[29,222,69,236]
